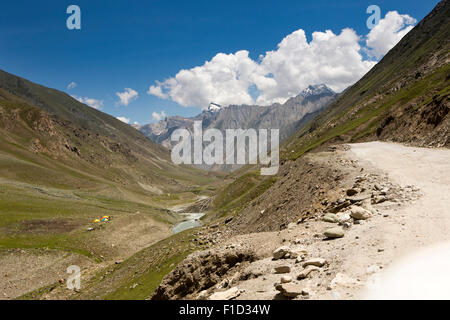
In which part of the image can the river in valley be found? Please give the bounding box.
[172,212,205,234]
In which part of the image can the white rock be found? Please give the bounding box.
[209,287,240,300]
[337,212,352,224]
[197,290,209,300]
[302,258,327,268]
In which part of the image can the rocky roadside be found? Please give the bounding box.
[150,145,423,300]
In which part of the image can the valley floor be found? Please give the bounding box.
[155,142,450,300]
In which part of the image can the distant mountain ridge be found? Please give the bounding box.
[0,69,217,198]
[139,84,336,152]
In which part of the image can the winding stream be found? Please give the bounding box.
[172,212,205,234]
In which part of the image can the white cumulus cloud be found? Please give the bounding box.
[147,83,168,99]
[116,88,139,106]
[116,116,130,124]
[366,11,416,59]
[152,110,167,121]
[67,82,77,90]
[72,95,104,110]
[148,11,416,109]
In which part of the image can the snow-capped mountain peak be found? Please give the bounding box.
[300,84,334,98]
[208,102,223,112]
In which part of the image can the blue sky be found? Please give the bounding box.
[0,0,440,125]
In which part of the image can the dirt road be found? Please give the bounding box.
[174,142,450,300]
[349,142,450,299]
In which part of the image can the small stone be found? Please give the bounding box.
[346,189,358,196]
[361,200,378,215]
[275,283,303,298]
[349,206,371,220]
[372,196,387,204]
[209,287,241,300]
[337,212,351,224]
[275,265,291,274]
[281,276,292,283]
[342,222,352,229]
[197,290,209,300]
[297,266,320,279]
[322,213,339,223]
[324,227,345,239]
[130,283,139,289]
[273,246,290,260]
[302,258,327,268]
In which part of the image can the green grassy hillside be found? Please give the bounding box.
[0,70,222,263]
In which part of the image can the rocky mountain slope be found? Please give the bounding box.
[0,69,218,195]
[139,84,335,157]
[0,70,223,299]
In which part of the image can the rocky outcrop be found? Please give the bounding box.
[151,246,256,300]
